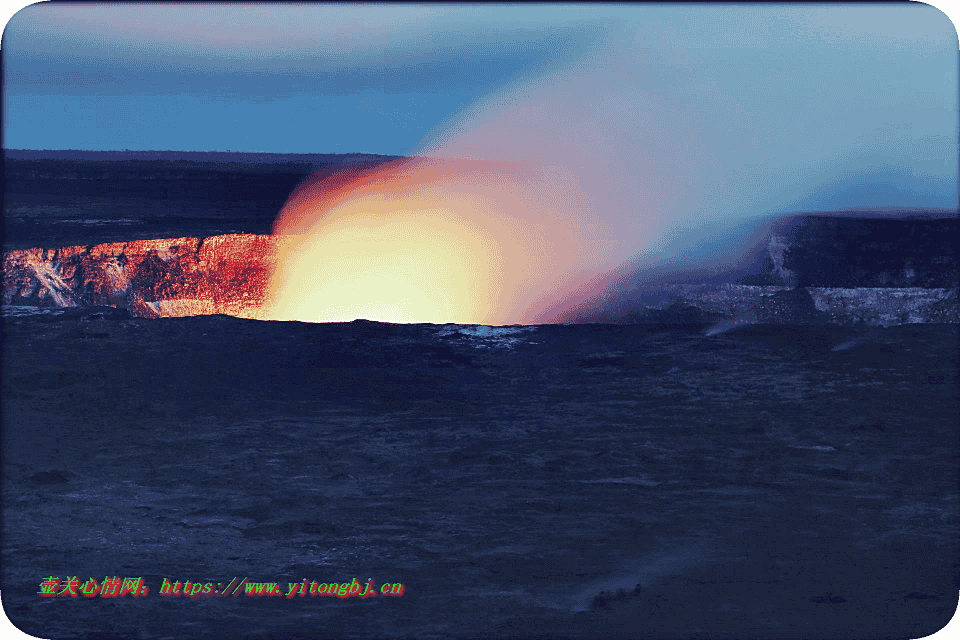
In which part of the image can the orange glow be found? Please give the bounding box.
[264,33,748,325]
[266,157,629,325]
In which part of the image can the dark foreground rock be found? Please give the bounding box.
[2,313,957,639]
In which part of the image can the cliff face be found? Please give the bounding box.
[2,234,295,319]
[4,216,958,326]
[776,216,958,289]
[564,283,959,327]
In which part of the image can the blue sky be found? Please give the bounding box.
[3,5,614,153]
[2,3,958,215]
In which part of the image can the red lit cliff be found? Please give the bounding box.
[2,234,295,319]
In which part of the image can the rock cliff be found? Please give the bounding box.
[563,283,959,327]
[2,234,296,319]
[3,220,957,326]
[763,215,957,289]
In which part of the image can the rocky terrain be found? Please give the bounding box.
[1,309,957,639]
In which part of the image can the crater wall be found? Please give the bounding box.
[3,229,957,326]
[2,234,295,319]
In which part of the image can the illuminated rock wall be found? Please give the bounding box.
[2,234,297,319]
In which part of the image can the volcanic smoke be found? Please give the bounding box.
[265,30,790,325]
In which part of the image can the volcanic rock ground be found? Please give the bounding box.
[2,308,957,640]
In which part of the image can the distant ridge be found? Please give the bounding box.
[3,149,406,165]
[785,207,959,220]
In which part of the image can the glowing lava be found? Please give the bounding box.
[267,157,627,325]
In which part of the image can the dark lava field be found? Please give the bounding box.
[2,308,957,640]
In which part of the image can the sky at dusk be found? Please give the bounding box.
[2,3,959,217]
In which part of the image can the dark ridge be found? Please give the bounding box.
[784,207,959,220]
[2,151,406,250]
[3,148,406,165]
[781,215,959,288]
